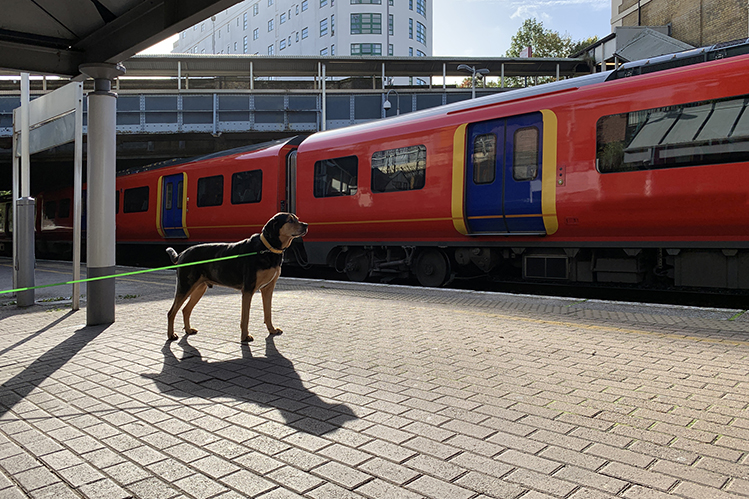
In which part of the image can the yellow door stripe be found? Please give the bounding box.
[155,176,165,238]
[451,124,469,235]
[540,109,559,235]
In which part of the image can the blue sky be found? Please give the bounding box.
[141,0,612,57]
[432,0,611,56]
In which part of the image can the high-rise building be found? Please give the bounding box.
[172,0,432,59]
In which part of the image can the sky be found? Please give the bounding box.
[140,0,612,57]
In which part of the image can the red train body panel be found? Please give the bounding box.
[25,45,749,289]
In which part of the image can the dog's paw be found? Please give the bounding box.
[269,328,283,336]
[184,328,198,335]
[167,333,179,341]
[241,335,254,343]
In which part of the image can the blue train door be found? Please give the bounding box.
[160,173,188,238]
[465,112,544,234]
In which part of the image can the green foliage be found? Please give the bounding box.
[503,18,598,88]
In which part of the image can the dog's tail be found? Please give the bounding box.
[166,247,179,264]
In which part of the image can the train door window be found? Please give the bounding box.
[165,183,173,210]
[371,145,426,193]
[512,127,539,181]
[123,186,149,213]
[472,134,496,184]
[58,198,71,219]
[177,181,183,209]
[197,175,224,207]
[314,156,358,197]
[231,170,263,204]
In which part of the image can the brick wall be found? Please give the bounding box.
[619,0,747,47]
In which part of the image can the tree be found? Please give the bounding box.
[503,18,598,88]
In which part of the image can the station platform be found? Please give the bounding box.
[0,258,748,499]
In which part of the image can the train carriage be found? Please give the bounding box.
[23,39,749,291]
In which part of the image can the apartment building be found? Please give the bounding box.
[172,0,432,60]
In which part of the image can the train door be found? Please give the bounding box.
[464,112,545,234]
[159,173,189,238]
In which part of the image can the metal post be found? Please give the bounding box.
[20,74,30,198]
[556,63,560,81]
[72,84,83,310]
[80,63,125,326]
[501,64,505,88]
[442,63,446,90]
[250,61,254,90]
[178,61,182,90]
[321,63,327,131]
[15,198,35,307]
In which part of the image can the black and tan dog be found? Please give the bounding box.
[165,212,308,342]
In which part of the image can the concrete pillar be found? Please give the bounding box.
[79,63,125,326]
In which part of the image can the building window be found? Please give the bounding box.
[416,21,426,44]
[409,0,413,9]
[388,43,393,56]
[268,19,274,31]
[268,0,273,5]
[320,18,328,36]
[280,12,287,23]
[320,47,328,55]
[388,14,393,35]
[269,44,275,54]
[331,44,335,55]
[351,43,382,55]
[243,13,248,29]
[331,14,335,35]
[231,170,263,204]
[409,18,413,39]
[296,32,300,41]
[371,145,426,193]
[280,39,287,50]
[351,0,381,3]
[351,13,381,34]
[253,4,258,15]
[409,46,413,56]
[197,176,224,207]
[234,41,238,51]
[321,0,327,6]
[416,49,425,57]
[417,0,426,16]
[314,156,358,198]
[201,22,205,31]
[302,0,308,11]
[302,26,309,38]
[253,28,259,40]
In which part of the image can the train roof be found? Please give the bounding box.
[117,135,305,177]
[301,38,749,149]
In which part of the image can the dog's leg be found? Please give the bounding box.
[182,283,208,335]
[261,276,282,335]
[167,292,190,341]
[240,290,254,343]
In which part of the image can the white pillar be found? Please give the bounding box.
[80,63,125,326]
[321,63,327,131]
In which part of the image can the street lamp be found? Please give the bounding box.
[458,64,489,99]
[383,88,400,116]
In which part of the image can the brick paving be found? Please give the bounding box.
[0,260,748,498]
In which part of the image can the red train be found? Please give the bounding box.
[24,40,749,290]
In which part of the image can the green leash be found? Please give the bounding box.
[1,251,261,295]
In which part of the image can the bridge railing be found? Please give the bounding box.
[0,88,496,137]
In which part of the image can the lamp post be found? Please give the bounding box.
[458,64,489,99]
[383,88,400,116]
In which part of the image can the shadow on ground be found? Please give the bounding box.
[143,334,358,435]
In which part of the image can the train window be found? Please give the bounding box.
[314,156,358,197]
[58,199,71,219]
[165,183,173,210]
[597,94,749,173]
[177,181,183,209]
[197,175,224,207]
[473,134,496,184]
[371,145,426,193]
[44,201,56,220]
[513,127,539,181]
[231,170,263,204]
[123,186,149,213]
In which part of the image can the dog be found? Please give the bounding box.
[165,212,308,342]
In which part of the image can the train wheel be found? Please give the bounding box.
[414,249,450,287]
[345,250,370,282]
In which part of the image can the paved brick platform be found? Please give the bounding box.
[0,260,748,498]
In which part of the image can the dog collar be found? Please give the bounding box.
[260,233,284,254]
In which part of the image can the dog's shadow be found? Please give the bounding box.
[143,334,358,436]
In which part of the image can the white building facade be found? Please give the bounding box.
[172,0,432,60]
